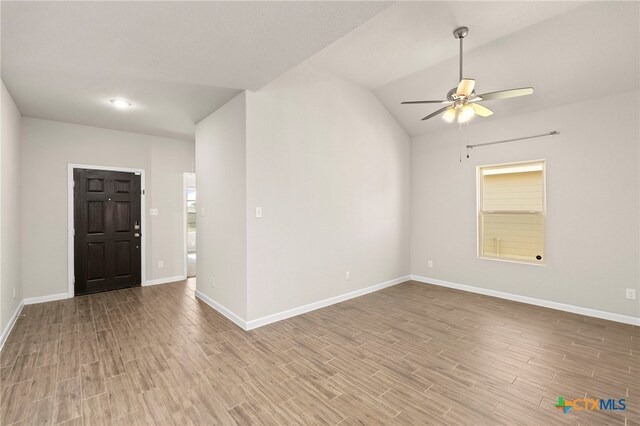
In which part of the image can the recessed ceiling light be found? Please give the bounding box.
[110,98,132,109]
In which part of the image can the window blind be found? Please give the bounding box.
[479,162,545,263]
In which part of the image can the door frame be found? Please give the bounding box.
[67,163,146,297]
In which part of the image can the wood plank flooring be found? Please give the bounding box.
[1,279,638,425]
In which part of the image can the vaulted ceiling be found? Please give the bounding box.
[1,1,390,140]
[2,1,638,140]
[311,1,640,136]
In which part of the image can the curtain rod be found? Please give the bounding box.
[466,131,559,150]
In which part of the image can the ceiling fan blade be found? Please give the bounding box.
[421,106,450,121]
[476,87,533,101]
[470,103,493,117]
[401,100,447,104]
[456,79,475,97]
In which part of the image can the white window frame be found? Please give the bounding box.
[476,159,547,266]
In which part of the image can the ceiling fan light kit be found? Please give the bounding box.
[402,26,534,123]
[458,104,475,123]
[442,107,456,123]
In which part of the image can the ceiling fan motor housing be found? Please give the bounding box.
[447,87,475,103]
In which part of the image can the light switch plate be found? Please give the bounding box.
[256,207,263,218]
[626,288,637,300]
[150,208,159,216]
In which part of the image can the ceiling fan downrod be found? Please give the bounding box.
[453,26,468,82]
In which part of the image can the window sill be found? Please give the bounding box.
[478,255,546,267]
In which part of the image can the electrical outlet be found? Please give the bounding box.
[428,260,433,268]
[345,271,350,281]
[158,260,164,268]
[200,207,206,217]
[210,276,215,288]
[626,288,637,300]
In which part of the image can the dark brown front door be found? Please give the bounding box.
[74,168,142,296]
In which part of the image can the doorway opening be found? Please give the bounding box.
[184,173,196,278]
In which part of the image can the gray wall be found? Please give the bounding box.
[194,63,412,323]
[1,81,23,339]
[411,91,640,317]
[245,63,411,321]
[195,93,248,318]
[21,118,194,299]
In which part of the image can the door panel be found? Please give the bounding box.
[87,242,106,280]
[114,179,131,193]
[115,240,132,276]
[87,178,105,192]
[74,169,142,295]
[87,201,106,234]
[114,202,131,232]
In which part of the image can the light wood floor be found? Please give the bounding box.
[1,279,638,425]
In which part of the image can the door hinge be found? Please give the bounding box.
[141,189,145,195]
[72,181,75,188]
[72,229,75,237]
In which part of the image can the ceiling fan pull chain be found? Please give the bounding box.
[466,122,470,160]
[458,122,463,163]
[461,121,471,162]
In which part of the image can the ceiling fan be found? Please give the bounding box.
[402,26,533,123]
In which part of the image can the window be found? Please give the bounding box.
[478,160,545,264]
[187,187,196,232]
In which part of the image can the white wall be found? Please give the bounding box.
[245,63,411,321]
[411,91,640,318]
[195,93,247,318]
[21,118,194,299]
[1,81,23,337]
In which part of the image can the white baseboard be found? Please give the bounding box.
[194,290,247,330]
[21,277,185,305]
[0,301,24,351]
[245,275,412,330]
[411,275,640,326]
[24,293,71,305]
[143,275,187,286]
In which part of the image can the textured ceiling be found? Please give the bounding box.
[1,1,391,140]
